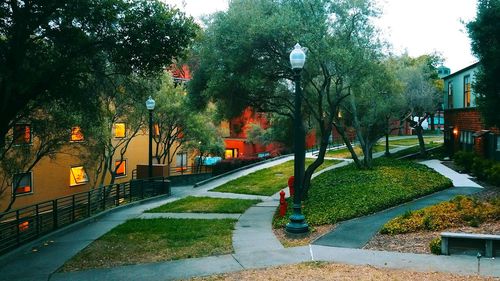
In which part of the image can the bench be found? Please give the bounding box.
[441,232,500,257]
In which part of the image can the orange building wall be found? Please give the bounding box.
[0,130,193,211]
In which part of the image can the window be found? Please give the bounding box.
[464,75,471,107]
[460,131,473,145]
[13,124,31,145]
[114,123,126,138]
[153,124,160,137]
[114,160,127,177]
[497,136,500,152]
[13,172,33,196]
[225,148,238,159]
[447,82,453,109]
[70,166,89,186]
[70,126,84,142]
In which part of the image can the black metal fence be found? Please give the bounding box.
[167,165,213,176]
[0,177,170,256]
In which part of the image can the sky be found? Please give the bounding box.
[164,0,478,72]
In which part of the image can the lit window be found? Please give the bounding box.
[70,166,89,186]
[70,126,84,142]
[225,148,238,159]
[114,123,126,138]
[153,124,160,137]
[115,160,127,177]
[13,172,33,195]
[464,75,471,107]
[176,152,188,167]
[13,124,31,145]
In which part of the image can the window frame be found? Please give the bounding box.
[70,126,84,142]
[69,166,89,187]
[114,122,126,138]
[13,124,32,145]
[464,75,471,107]
[447,82,453,109]
[12,172,33,196]
[114,159,127,178]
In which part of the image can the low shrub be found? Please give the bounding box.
[453,151,475,172]
[212,157,268,175]
[274,158,452,228]
[429,237,442,255]
[380,196,500,235]
[471,156,494,180]
[487,163,500,186]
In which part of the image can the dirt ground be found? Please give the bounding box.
[188,262,499,281]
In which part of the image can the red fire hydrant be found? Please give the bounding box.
[279,190,287,217]
[287,176,295,196]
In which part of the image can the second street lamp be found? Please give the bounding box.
[286,43,309,235]
[146,96,156,179]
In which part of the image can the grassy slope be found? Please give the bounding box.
[146,196,261,213]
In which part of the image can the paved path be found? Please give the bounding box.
[2,152,499,281]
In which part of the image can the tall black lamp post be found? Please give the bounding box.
[146,96,156,178]
[286,43,309,235]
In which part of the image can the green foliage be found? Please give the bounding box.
[274,158,452,227]
[487,163,500,186]
[471,156,494,180]
[380,196,500,235]
[467,0,500,128]
[429,237,442,255]
[146,196,261,214]
[453,151,475,172]
[0,0,198,149]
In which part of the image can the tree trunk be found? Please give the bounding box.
[430,114,435,131]
[416,125,427,156]
[334,123,362,169]
[303,128,330,199]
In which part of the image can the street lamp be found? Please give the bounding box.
[286,43,309,235]
[146,96,156,178]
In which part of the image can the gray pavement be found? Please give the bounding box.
[1,152,499,280]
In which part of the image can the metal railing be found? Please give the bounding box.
[0,177,170,256]
[167,165,212,176]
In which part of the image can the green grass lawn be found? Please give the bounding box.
[388,136,443,147]
[388,142,443,159]
[146,196,261,213]
[325,144,393,158]
[61,218,236,271]
[212,159,340,196]
[273,158,452,227]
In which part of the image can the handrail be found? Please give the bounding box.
[0,177,171,256]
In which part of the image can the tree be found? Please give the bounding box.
[340,61,402,168]
[467,0,500,128]
[397,54,443,156]
[151,73,224,174]
[0,98,100,212]
[0,0,198,150]
[190,0,383,197]
[89,74,157,186]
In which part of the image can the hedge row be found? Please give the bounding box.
[454,151,500,185]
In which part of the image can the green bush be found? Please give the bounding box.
[274,158,452,227]
[487,163,500,186]
[429,237,442,255]
[453,151,475,172]
[380,196,500,234]
[471,156,494,180]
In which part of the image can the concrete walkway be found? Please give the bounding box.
[1,154,499,281]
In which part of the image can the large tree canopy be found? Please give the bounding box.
[0,0,198,148]
[467,0,500,128]
[190,0,384,195]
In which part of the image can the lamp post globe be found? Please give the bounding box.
[146,96,155,179]
[285,43,309,236]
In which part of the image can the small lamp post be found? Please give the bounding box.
[146,96,156,178]
[285,43,309,235]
